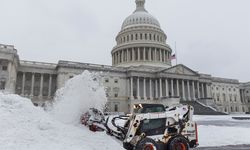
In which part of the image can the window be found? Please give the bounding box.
[105,79,109,83]
[223,93,226,101]
[69,75,74,79]
[0,81,6,90]
[114,104,118,112]
[114,93,118,97]
[114,79,118,83]
[2,66,7,71]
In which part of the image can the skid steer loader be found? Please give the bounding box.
[81,104,199,150]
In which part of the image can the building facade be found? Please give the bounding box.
[0,0,249,114]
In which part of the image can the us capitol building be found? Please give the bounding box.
[0,0,249,114]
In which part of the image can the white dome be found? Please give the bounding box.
[121,11,160,30]
[121,0,161,30]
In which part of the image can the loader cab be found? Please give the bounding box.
[133,103,165,114]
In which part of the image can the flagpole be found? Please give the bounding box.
[175,41,178,65]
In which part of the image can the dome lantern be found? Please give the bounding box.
[135,0,147,12]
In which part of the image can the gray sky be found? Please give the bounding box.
[0,0,249,82]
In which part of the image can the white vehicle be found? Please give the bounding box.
[83,104,199,150]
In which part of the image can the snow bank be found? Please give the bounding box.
[50,70,107,125]
[0,71,122,150]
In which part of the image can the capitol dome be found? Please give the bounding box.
[121,11,161,30]
[111,0,172,68]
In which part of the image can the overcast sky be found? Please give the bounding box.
[0,0,249,82]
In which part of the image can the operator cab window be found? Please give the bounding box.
[138,118,166,136]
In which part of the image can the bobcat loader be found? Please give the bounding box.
[81,104,199,150]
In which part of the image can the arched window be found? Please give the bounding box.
[149,34,152,40]
[235,107,238,112]
[131,34,134,41]
[224,107,227,112]
[135,34,138,40]
[145,34,147,40]
[157,35,159,41]
[153,34,156,41]
[140,33,143,40]
[231,107,233,112]
[127,35,129,42]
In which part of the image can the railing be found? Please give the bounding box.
[20,60,57,67]
[58,60,119,70]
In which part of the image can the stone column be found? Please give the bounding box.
[112,54,114,65]
[206,84,211,98]
[159,78,162,98]
[187,80,191,100]
[127,49,129,62]
[176,79,180,97]
[201,83,204,98]
[154,48,157,61]
[155,79,158,98]
[21,72,26,96]
[138,48,140,61]
[130,77,133,99]
[165,79,169,97]
[171,79,174,97]
[197,82,200,99]
[182,80,185,100]
[137,77,140,99]
[117,52,119,64]
[143,47,146,61]
[149,78,152,99]
[160,49,162,62]
[31,73,35,97]
[149,48,152,61]
[163,50,166,62]
[121,50,124,63]
[143,78,146,99]
[48,74,52,97]
[192,81,195,100]
[39,74,44,98]
[132,48,135,61]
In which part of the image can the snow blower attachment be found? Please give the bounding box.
[81,104,199,150]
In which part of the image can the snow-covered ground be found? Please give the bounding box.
[194,115,250,147]
[0,71,250,150]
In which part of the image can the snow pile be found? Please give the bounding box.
[0,71,122,150]
[198,125,250,147]
[50,70,107,125]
